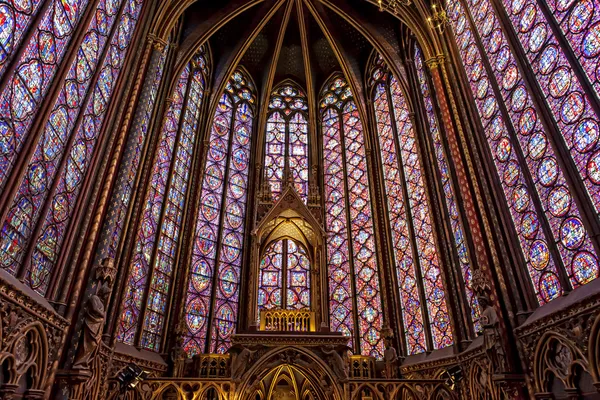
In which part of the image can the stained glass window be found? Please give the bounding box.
[258,239,311,312]
[321,75,384,359]
[265,83,309,201]
[116,48,209,349]
[543,0,600,97]
[0,0,102,192]
[0,0,46,78]
[258,240,284,311]
[413,46,480,332]
[500,0,600,216]
[369,56,452,353]
[0,0,146,294]
[448,0,600,302]
[107,49,168,259]
[183,69,255,356]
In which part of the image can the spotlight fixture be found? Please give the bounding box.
[441,365,463,390]
[116,363,149,394]
[377,0,412,14]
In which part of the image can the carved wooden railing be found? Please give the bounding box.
[348,355,376,379]
[0,271,68,399]
[106,378,457,400]
[259,309,316,332]
[192,353,230,378]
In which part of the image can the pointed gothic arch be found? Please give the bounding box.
[116,44,211,351]
[533,331,591,395]
[181,66,257,356]
[320,73,387,358]
[236,346,344,400]
[250,185,326,324]
[263,80,310,202]
[366,51,454,354]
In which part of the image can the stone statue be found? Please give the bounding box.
[169,320,188,377]
[321,345,348,382]
[170,337,188,378]
[383,338,398,379]
[73,283,110,370]
[231,346,257,381]
[478,294,506,374]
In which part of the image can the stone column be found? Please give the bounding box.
[99,36,169,262]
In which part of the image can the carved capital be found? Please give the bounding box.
[426,57,441,70]
[148,34,168,52]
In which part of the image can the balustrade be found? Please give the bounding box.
[192,354,230,378]
[348,355,376,379]
[259,309,316,332]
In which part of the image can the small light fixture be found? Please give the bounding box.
[377,0,412,14]
[427,2,449,34]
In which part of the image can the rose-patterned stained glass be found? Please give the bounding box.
[108,49,168,259]
[449,0,561,301]
[373,82,426,354]
[0,0,145,294]
[140,54,208,352]
[257,239,310,312]
[183,69,254,356]
[265,83,309,201]
[449,0,596,302]
[0,0,96,192]
[414,45,480,332]
[544,0,600,99]
[184,93,232,357]
[116,67,191,345]
[0,0,128,272]
[451,0,599,295]
[0,0,45,77]
[321,75,384,359]
[501,0,600,217]
[210,101,252,354]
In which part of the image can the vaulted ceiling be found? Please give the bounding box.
[175,0,415,109]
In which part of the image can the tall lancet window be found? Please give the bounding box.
[0,0,146,191]
[543,0,600,97]
[413,46,480,332]
[183,69,255,356]
[448,0,600,303]
[116,48,210,351]
[321,75,384,359]
[499,0,600,211]
[107,50,169,259]
[264,83,309,201]
[369,55,452,354]
[258,239,311,311]
[0,0,146,295]
[265,82,308,201]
